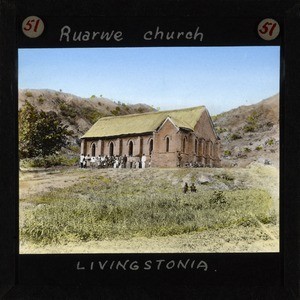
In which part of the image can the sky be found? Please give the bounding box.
[18,46,280,115]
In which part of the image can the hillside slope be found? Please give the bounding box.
[19,89,156,144]
[213,94,279,168]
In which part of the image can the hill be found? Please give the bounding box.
[19,89,279,168]
[18,89,156,145]
[213,94,279,168]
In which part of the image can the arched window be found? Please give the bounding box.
[166,137,170,152]
[183,137,187,153]
[91,143,96,157]
[149,139,153,155]
[195,139,198,154]
[109,142,114,156]
[128,140,133,156]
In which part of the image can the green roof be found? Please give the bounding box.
[81,106,206,139]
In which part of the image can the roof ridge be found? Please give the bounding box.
[96,105,205,121]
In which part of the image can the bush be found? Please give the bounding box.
[59,102,77,119]
[25,91,33,97]
[231,133,242,140]
[20,154,78,168]
[243,110,261,133]
[37,97,45,104]
[244,147,251,153]
[81,107,103,124]
[243,125,256,133]
[255,146,263,151]
[216,127,227,134]
[224,150,231,156]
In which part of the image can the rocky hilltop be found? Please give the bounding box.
[213,94,279,168]
[19,89,156,144]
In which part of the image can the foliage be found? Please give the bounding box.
[255,146,263,151]
[230,133,242,140]
[20,154,78,168]
[223,150,231,156]
[25,91,33,97]
[37,97,45,104]
[80,107,104,124]
[19,101,71,158]
[215,127,227,134]
[243,110,261,133]
[266,139,274,146]
[136,107,145,113]
[59,102,77,119]
[244,147,251,153]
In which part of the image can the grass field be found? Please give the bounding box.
[19,164,279,251]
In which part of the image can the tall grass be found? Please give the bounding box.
[20,174,276,245]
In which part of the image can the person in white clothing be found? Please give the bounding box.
[80,153,85,168]
[141,154,146,168]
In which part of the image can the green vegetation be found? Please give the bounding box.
[244,147,251,153]
[215,127,227,134]
[25,91,33,97]
[255,146,263,151]
[136,107,145,113]
[224,150,232,156]
[230,133,242,140]
[243,110,261,133]
[111,106,121,116]
[20,154,78,168]
[20,173,275,245]
[266,139,274,146]
[80,107,104,124]
[59,102,77,119]
[37,96,45,104]
[19,101,71,158]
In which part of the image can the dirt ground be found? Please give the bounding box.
[19,166,280,254]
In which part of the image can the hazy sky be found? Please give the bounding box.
[18,46,280,115]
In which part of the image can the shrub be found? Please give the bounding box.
[230,133,242,140]
[255,146,263,151]
[266,139,274,146]
[20,154,78,168]
[37,97,45,104]
[243,110,261,133]
[244,147,251,153]
[224,150,231,156]
[59,102,77,119]
[243,125,256,133]
[81,107,103,124]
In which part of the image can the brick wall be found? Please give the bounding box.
[81,109,221,167]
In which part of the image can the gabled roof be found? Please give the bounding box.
[81,106,206,139]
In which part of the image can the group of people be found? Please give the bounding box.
[183,182,197,193]
[184,161,207,168]
[79,154,149,169]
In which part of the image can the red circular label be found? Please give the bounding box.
[257,18,280,41]
[22,16,45,38]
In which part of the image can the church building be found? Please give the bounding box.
[81,106,221,167]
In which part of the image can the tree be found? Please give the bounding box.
[19,101,70,158]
